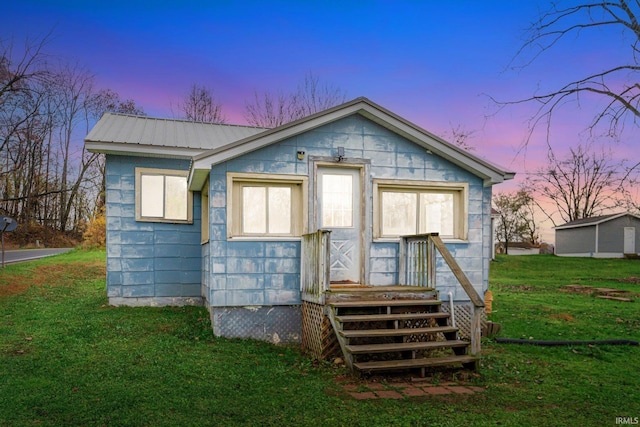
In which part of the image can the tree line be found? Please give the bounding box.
[0,35,143,238]
[0,34,348,242]
[4,0,640,247]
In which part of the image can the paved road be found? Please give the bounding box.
[1,248,73,265]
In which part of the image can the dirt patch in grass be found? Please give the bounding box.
[498,284,535,291]
[550,313,575,322]
[0,262,104,297]
[618,277,640,285]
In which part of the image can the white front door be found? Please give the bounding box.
[624,227,636,254]
[317,167,362,284]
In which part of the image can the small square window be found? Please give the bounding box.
[136,168,192,223]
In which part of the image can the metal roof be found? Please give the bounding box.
[85,113,267,157]
[555,212,640,229]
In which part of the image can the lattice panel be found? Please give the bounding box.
[301,301,340,360]
[440,303,487,339]
[403,317,440,343]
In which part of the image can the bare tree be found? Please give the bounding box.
[244,90,295,128]
[443,123,476,151]
[0,33,51,100]
[528,143,639,225]
[493,189,537,254]
[94,88,145,116]
[293,72,347,117]
[175,84,225,123]
[244,72,346,127]
[500,1,640,140]
[1,33,145,239]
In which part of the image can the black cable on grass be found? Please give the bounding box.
[494,338,639,346]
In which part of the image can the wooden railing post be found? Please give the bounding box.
[428,237,436,288]
[300,230,331,305]
[398,236,407,285]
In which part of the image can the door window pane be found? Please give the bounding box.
[381,191,417,236]
[322,174,353,227]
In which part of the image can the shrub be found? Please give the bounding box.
[82,208,106,248]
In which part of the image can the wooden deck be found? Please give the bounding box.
[300,231,484,376]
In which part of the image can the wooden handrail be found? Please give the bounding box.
[399,232,484,358]
[429,235,485,308]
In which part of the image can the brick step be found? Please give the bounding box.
[336,312,450,323]
[339,325,458,339]
[330,299,441,308]
[346,339,469,355]
[353,355,478,372]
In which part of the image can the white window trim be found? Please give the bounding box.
[373,179,468,241]
[227,172,308,239]
[135,167,193,224]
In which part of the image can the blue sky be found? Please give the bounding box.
[5,1,638,239]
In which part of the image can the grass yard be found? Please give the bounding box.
[1,251,639,426]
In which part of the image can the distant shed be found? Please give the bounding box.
[555,213,640,258]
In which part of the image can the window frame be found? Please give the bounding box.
[227,172,308,239]
[201,176,210,244]
[373,179,468,240]
[135,167,193,224]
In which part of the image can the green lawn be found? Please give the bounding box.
[1,251,638,426]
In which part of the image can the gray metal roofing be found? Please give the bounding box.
[85,112,267,150]
[555,212,640,229]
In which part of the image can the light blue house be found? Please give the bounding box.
[86,98,513,371]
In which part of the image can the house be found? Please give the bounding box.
[495,241,541,256]
[85,97,514,372]
[555,212,640,258]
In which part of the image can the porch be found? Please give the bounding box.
[300,230,485,375]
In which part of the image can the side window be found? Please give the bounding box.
[374,180,467,240]
[228,173,307,238]
[135,168,193,223]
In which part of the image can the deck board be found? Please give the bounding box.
[354,355,478,371]
[335,312,449,323]
[339,325,457,338]
[346,339,469,354]
[329,299,442,308]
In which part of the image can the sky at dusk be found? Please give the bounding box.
[5,0,639,241]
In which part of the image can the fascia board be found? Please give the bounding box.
[554,222,597,230]
[85,141,203,159]
[357,106,514,186]
[189,168,209,191]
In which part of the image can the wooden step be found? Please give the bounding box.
[329,299,441,308]
[339,326,458,339]
[353,355,478,372]
[346,339,469,354]
[336,312,450,323]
